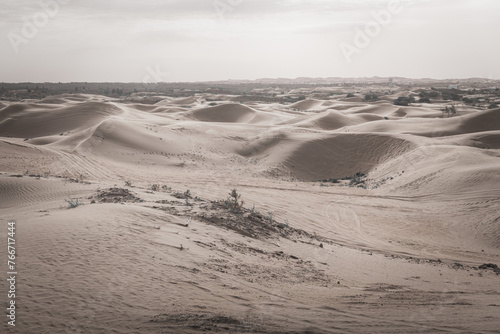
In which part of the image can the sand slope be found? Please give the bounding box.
[290,99,324,110]
[190,103,257,123]
[282,133,417,181]
[0,101,123,138]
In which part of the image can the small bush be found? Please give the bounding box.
[349,172,367,186]
[151,184,160,192]
[488,103,499,109]
[266,211,274,222]
[226,189,244,213]
[346,93,355,98]
[65,197,83,209]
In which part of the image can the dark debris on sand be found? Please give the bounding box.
[478,263,500,275]
[149,313,262,333]
[92,187,142,203]
[197,201,331,244]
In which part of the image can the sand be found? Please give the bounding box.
[0,93,499,333]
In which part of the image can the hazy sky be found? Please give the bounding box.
[1,0,499,82]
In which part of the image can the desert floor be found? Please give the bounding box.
[1,93,499,333]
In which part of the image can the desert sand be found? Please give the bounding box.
[1,91,499,333]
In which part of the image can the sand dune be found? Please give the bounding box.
[247,110,285,125]
[1,92,499,334]
[78,118,186,155]
[286,110,382,131]
[39,97,70,104]
[0,101,122,138]
[467,131,500,149]
[390,106,442,118]
[171,96,199,105]
[190,103,257,123]
[126,103,163,112]
[337,96,364,102]
[281,133,417,180]
[236,131,289,157]
[345,108,500,139]
[308,110,358,130]
[290,99,324,110]
[347,103,400,116]
[328,102,370,110]
[458,107,500,133]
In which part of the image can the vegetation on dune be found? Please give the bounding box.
[223,189,245,213]
[393,96,415,106]
[318,172,367,188]
[65,197,83,209]
[441,105,457,117]
[363,93,379,102]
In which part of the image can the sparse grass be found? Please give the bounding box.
[317,172,367,188]
[318,178,340,184]
[225,189,244,213]
[266,211,274,221]
[125,180,132,187]
[65,197,83,209]
[151,184,160,191]
[349,172,366,187]
[184,189,191,198]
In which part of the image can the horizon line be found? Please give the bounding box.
[2,76,499,85]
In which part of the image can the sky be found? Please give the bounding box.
[0,0,499,82]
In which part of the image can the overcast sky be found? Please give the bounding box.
[1,0,499,82]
